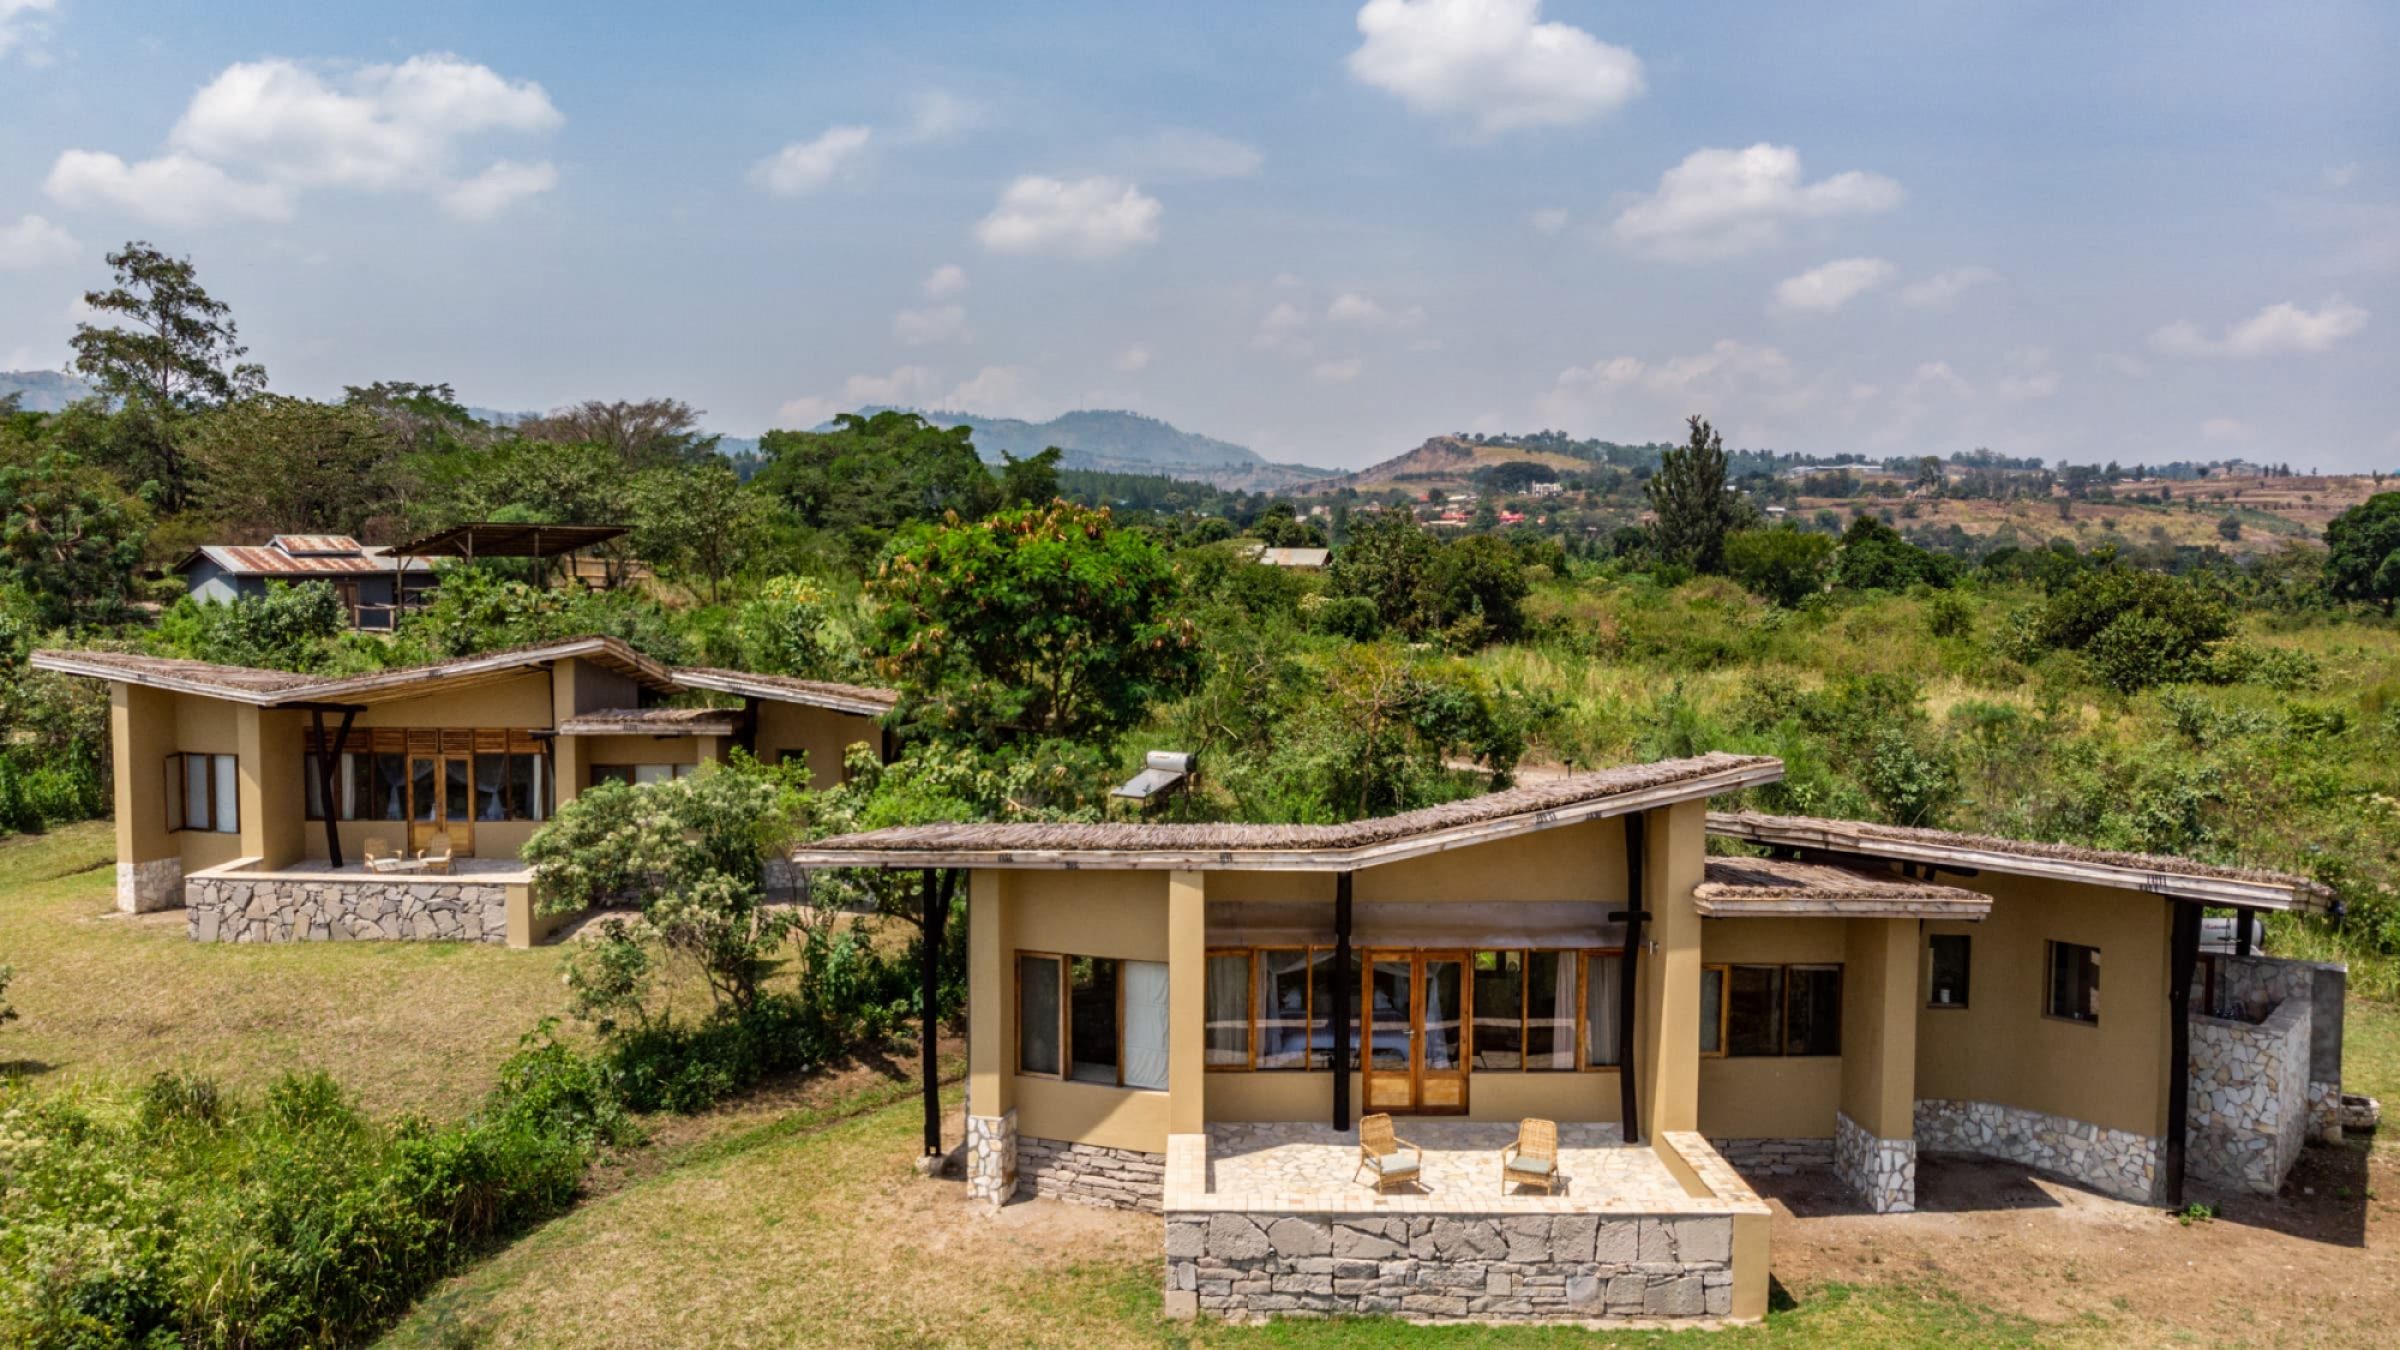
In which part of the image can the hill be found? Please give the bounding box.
[0,370,95,412]
[1306,434,1596,493]
[871,407,1337,493]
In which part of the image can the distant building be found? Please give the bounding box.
[176,536,435,631]
[1255,547,1330,569]
[1529,481,1563,498]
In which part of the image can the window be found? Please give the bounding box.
[1019,952,1168,1089]
[2046,941,2100,1024]
[1525,949,1578,1070]
[1205,953,1251,1067]
[164,753,238,834]
[1309,948,1357,1070]
[472,752,549,822]
[1927,934,1971,1008]
[1254,948,1312,1070]
[1712,963,1843,1057]
[592,762,695,788]
[1471,951,1524,1070]
[1582,952,1624,1068]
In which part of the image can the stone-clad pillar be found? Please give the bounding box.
[964,868,1017,1205]
[1836,916,1919,1212]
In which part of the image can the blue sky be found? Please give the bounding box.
[1,0,2393,470]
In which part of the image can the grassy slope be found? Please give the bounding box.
[383,1077,2053,1350]
[0,822,574,1116]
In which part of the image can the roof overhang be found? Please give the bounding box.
[1708,811,2332,913]
[557,707,744,737]
[31,636,678,709]
[387,522,629,558]
[1694,857,1992,920]
[790,755,1783,872]
[671,666,900,717]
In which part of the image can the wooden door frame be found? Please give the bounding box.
[1361,948,1472,1116]
[406,752,476,855]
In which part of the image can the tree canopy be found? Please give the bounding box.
[1646,415,1743,572]
[2326,492,2400,615]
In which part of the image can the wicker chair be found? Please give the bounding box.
[417,833,455,875]
[1353,1113,1424,1193]
[362,836,406,872]
[1501,1118,1561,1195]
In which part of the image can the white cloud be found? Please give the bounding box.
[1114,342,1152,373]
[2201,417,2251,442]
[776,396,839,428]
[1528,207,1569,235]
[1311,357,1365,383]
[2150,297,2369,358]
[842,365,938,406]
[1540,339,1806,440]
[905,90,980,142]
[2098,352,2150,379]
[1326,292,1426,328]
[46,53,562,223]
[922,263,968,298]
[892,303,970,345]
[1348,0,1645,136]
[1610,144,1904,261]
[0,0,56,61]
[2325,163,2360,191]
[749,125,873,196]
[1772,257,1893,314]
[1115,129,1263,181]
[1995,347,2060,401]
[0,213,77,268]
[974,175,1161,259]
[1898,265,1997,309]
[1552,339,1794,401]
[45,150,293,224]
[938,365,1045,419]
[1252,300,1313,355]
[439,160,557,220]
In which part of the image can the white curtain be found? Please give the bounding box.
[211,755,238,833]
[1123,960,1171,1090]
[1584,954,1622,1067]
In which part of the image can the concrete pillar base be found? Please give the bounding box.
[118,856,184,913]
[967,1108,1018,1207]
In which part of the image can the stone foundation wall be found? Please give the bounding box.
[1164,1212,1734,1322]
[1708,1138,1833,1176]
[966,1110,1016,1206]
[1833,1111,1916,1213]
[2308,1080,2344,1143]
[2188,996,2310,1194]
[118,856,184,914]
[1018,1135,1165,1213]
[186,873,509,944]
[1916,1098,2165,1203]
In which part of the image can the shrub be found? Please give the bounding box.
[1925,590,1974,639]
[1724,527,1833,607]
[2033,565,2234,693]
[1309,592,1382,640]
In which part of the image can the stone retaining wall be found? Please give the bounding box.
[1018,1135,1165,1213]
[119,857,184,914]
[1916,1098,2165,1203]
[1833,1111,1916,1213]
[1164,1212,1734,1321]
[186,872,510,944]
[2188,995,2310,1194]
[1709,1137,1832,1176]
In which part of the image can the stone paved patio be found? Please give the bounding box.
[1198,1120,1696,1213]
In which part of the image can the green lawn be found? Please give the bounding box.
[0,821,577,1116]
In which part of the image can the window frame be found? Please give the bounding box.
[1926,933,1972,1010]
[1717,962,1845,1059]
[1018,949,1157,1090]
[164,752,239,835]
[1199,944,1623,1075]
[1204,948,1256,1071]
[2043,940,2101,1026]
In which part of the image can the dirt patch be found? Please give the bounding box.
[1756,1138,2400,1346]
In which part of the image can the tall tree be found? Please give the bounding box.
[68,242,265,511]
[629,461,767,604]
[753,410,996,534]
[1646,414,1742,573]
[2325,491,2400,616]
[188,395,398,537]
[515,397,718,469]
[871,500,1198,748]
[0,450,150,629]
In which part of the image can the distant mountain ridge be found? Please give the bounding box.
[861,407,1338,492]
[0,370,94,412]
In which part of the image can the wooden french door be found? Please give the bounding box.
[407,753,474,855]
[1361,950,1469,1114]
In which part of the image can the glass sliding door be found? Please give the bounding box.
[1360,950,1470,1115]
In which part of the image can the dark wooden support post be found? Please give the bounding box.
[922,867,954,1157]
[1332,871,1354,1133]
[308,706,358,870]
[2237,908,2258,957]
[2164,898,2201,1207]
[1614,810,1648,1144]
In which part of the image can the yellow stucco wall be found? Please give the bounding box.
[1696,916,1846,1139]
[1915,875,2173,1139]
[994,869,1177,1152]
[112,684,175,866]
[754,701,881,791]
[349,673,554,728]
